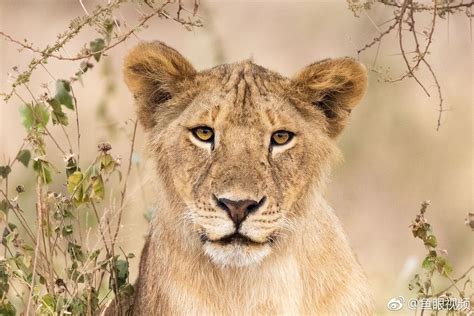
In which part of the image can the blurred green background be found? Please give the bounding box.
[0,1,472,314]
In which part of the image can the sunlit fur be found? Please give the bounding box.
[104,41,373,315]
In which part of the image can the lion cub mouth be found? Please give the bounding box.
[204,232,268,246]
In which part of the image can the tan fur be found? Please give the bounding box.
[104,41,372,315]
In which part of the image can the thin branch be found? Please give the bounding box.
[378,0,474,11]
[112,120,138,247]
[397,0,430,96]
[26,183,45,315]
[423,59,444,131]
[354,0,457,130]
[71,86,81,163]
[358,18,398,55]
[432,265,474,297]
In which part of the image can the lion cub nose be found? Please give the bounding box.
[215,197,266,226]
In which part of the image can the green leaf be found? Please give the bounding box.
[32,158,52,184]
[0,165,11,178]
[422,255,436,271]
[120,283,135,296]
[48,98,69,126]
[53,80,74,110]
[62,225,73,236]
[90,38,105,62]
[40,293,56,314]
[67,267,85,283]
[90,175,105,201]
[114,259,129,288]
[67,171,84,202]
[412,222,430,239]
[16,149,31,167]
[436,257,453,276]
[19,103,50,131]
[65,155,79,177]
[0,301,16,316]
[0,200,7,212]
[100,153,119,174]
[0,261,10,298]
[424,234,437,248]
[19,105,33,130]
[89,249,101,261]
[67,242,85,263]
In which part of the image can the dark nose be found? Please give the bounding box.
[215,196,266,226]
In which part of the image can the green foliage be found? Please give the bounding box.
[0,0,202,314]
[408,201,472,311]
[113,259,130,289]
[32,157,53,184]
[48,79,75,126]
[16,149,31,167]
[90,38,106,62]
[20,103,50,131]
[0,301,16,316]
[0,166,12,179]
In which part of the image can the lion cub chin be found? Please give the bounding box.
[203,240,272,268]
[103,41,374,315]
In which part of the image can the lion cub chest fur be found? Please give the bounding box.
[103,41,374,315]
[164,254,303,315]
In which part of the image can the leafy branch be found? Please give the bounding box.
[408,201,473,314]
[0,0,202,314]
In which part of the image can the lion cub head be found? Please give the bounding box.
[123,42,367,268]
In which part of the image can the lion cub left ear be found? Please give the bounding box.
[123,41,196,130]
[293,58,368,137]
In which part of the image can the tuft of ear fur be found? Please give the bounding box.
[293,58,368,137]
[123,41,196,130]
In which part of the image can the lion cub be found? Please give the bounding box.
[104,41,373,315]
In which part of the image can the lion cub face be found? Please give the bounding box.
[123,42,367,268]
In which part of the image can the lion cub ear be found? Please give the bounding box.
[293,58,368,137]
[123,41,196,130]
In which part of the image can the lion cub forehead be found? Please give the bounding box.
[198,61,288,95]
[187,87,293,129]
[187,61,293,123]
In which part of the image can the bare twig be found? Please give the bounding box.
[26,183,45,315]
[433,265,474,297]
[378,0,474,11]
[358,18,398,55]
[397,0,430,96]
[352,0,468,130]
[112,120,138,247]
[71,86,81,163]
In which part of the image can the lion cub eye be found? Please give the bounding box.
[271,130,294,146]
[191,126,214,143]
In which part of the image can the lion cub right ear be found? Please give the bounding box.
[293,58,368,138]
[123,41,196,130]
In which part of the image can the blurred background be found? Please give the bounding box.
[1,0,472,314]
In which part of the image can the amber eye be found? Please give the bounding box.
[271,130,294,146]
[191,126,214,143]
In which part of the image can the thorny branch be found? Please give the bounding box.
[0,0,202,101]
[349,0,473,130]
[378,0,474,11]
